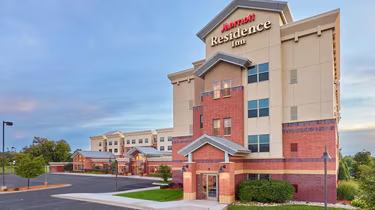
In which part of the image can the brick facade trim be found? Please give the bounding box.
[283,119,336,128]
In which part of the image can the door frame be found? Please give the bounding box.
[200,173,218,200]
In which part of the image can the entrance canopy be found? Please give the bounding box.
[125,147,172,158]
[178,134,251,157]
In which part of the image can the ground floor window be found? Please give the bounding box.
[160,146,165,151]
[168,145,172,151]
[248,174,270,180]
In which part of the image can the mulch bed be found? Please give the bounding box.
[0,184,69,193]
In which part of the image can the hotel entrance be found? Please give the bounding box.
[200,174,218,200]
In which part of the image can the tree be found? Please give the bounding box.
[338,150,350,181]
[357,165,375,208]
[22,137,71,164]
[157,164,171,182]
[352,150,374,179]
[14,154,45,188]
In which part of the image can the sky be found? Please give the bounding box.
[0,0,374,156]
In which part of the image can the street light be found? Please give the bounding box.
[109,154,118,191]
[321,144,332,210]
[2,121,13,190]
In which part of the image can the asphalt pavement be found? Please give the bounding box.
[0,173,155,210]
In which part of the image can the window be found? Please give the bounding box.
[213,81,221,99]
[213,119,220,136]
[160,146,165,151]
[160,137,165,142]
[127,140,130,144]
[109,149,112,152]
[247,63,269,83]
[145,138,149,143]
[99,142,102,146]
[189,124,193,134]
[224,118,231,135]
[293,184,298,193]
[200,115,203,129]
[223,80,232,97]
[139,139,143,144]
[200,89,205,103]
[154,138,157,143]
[114,141,118,145]
[109,141,112,146]
[114,148,118,153]
[291,143,298,158]
[248,174,270,180]
[291,106,298,121]
[99,149,102,152]
[188,100,193,110]
[248,134,270,152]
[290,69,297,84]
[168,145,172,151]
[132,139,135,144]
[248,98,269,118]
[168,136,172,141]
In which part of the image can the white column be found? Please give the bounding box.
[188,153,192,162]
[224,151,229,162]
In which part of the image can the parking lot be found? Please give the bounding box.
[0,173,155,210]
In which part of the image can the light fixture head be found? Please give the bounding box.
[4,121,13,126]
[181,166,186,172]
[321,151,332,159]
[218,166,224,173]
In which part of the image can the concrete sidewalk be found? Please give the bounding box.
[51,172,170,181]
[52,186,227,210]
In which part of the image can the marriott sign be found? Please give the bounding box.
[211,13,272,48]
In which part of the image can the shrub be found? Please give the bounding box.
[337,180,359,201]
[160,185,168,189]
[3,188,8,191]
[14,187,20,191]
[351,197,367,209]
[93,166,101,170]
[237,179,295,203]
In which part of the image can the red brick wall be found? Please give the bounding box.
[202,87,244,146]
[193,106,204,139]
[50,165,64,172]
[172,136,193,183]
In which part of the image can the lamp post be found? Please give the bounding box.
[2,121,13,190]
[321,144,331,210]
[109,154,118,191]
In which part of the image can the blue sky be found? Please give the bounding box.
[0,0,374,156]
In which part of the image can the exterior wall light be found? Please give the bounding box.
[181,164,189,172]
[218,165,226,173]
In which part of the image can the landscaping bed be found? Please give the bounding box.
[230,201,357,209]
[228,205,349,209]
[0,184,69,193]
[114,189,183,202]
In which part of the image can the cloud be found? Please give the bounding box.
[0,97,39,112]
[340,128,375,156]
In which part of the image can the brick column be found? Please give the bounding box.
[183,162,196,200]
[218,162,235,204]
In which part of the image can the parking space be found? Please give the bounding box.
[0,173,155,209]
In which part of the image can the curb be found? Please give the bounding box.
[0,184,71,194]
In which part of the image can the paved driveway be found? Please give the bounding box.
[0,173,155,210]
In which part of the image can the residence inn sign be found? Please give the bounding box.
[211,13,271,48]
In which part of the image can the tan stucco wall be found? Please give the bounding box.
[155,128,173,151]
[123,130,154,149]
[90,136,106,152]
[204,62,242,91]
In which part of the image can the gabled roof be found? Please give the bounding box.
[71,151,115,159]
[197,0,293,42]
[125,147,172,158]
[178,134,251,156]
[193,51,251,77]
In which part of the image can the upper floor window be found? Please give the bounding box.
[291,106,298,121]
[248,63,269,84]
[248,98,269,118]
[109,141,112,146]
[223,80,232,97]
[126,140,130,144]
[132,139,135,144]
[200,89,205,103]
[189,124,193,135]
[160,137,165,142]
[248,134,270,153]
[290,69,297,84]
[160,146,165,151]
[145,138,149,143]
[168,136,172,141]
[213,81,221,99]
[114,141,118,145]
[213,119,220,136]
[224,118,232,136]
[139,139,143,144]
[98,142,102,146]
[200,115,203,129]
[114,148,118,153]
[168,145,172,151]
[109,149,112,152]
[99,149,102,152]
[154,138,157,143]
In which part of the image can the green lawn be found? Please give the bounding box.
[228,205,348,210]
[114,189,183,202]
[0,165,50,173]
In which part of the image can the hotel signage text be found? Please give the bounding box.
[211,13,272,48]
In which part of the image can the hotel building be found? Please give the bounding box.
[168,0,341,204]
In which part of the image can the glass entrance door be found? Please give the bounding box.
[206,174,218,200]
